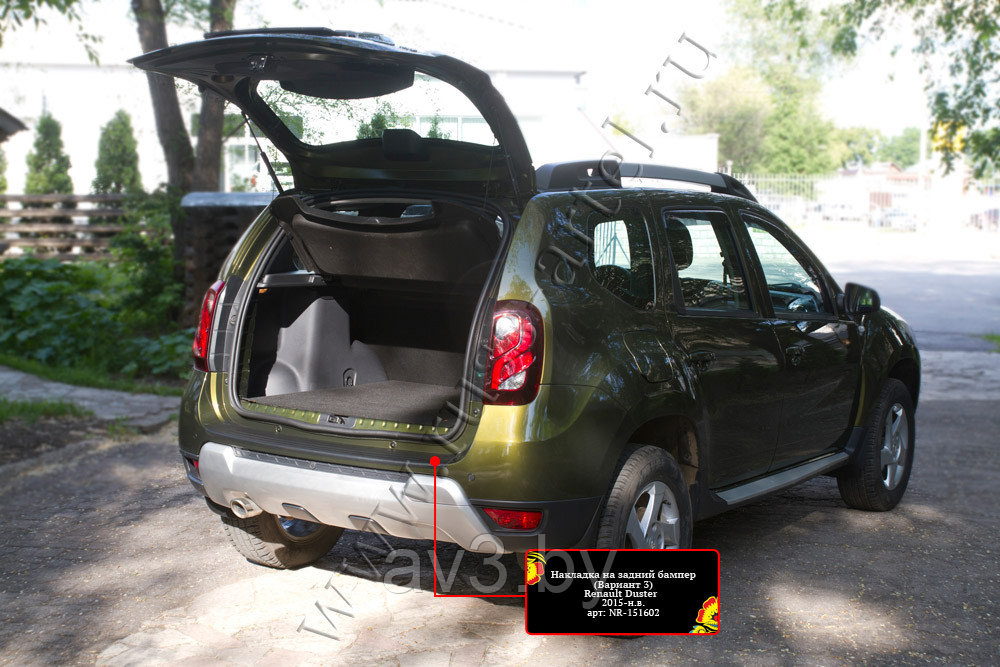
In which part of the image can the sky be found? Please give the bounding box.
[2,0,931,136]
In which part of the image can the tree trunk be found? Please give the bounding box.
[132,0,240,325]
[192,0,237,191]
[132,0,195,194]
[183,0,238,323]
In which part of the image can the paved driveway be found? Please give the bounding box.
[2,227,999,664]
[1,392,997,664]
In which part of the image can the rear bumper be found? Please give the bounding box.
[197,442,503,553]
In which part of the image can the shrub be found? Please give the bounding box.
[93,110,143,195]
[109,189,183,331]
[0,257,122,368]
[0,146,7,195]
[0,189,193,380]
[25,112,73,195]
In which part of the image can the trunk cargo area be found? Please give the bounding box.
[236,196,501,428]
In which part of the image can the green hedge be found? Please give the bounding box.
[0,255,192,380]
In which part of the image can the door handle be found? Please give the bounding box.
[690,351,716,370]
[785,346,804,366]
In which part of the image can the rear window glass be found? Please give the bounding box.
[586,208,656,310]
[256,74,497,147]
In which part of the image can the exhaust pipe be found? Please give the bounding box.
[230,497,263,519]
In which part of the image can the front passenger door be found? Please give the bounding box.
[738,212,861,470]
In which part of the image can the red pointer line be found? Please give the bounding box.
[430,456,524,598]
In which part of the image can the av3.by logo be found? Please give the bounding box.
[525,551,546,585]
[690,596,719,634]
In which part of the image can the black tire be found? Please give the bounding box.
[220,511,344,569]
[837,378,915,511]
[596,445,693,549]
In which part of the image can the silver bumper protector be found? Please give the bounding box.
[197,442,503,553]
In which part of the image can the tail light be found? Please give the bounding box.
[484,300,543,406]
[193,280,224,372]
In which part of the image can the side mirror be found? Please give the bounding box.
[841,282,881,316]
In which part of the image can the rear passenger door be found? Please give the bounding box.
[736,210,860,470]
[581,198,673,383]
[652,204,785,488]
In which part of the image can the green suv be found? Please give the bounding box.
[133,29,920,568]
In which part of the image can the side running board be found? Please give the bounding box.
[716,452,849,506]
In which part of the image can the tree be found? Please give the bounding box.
[25,111,73,195]
[0,0,99,60]
[712,2,843,174]
[425,113,451,140]
[24,111,74,248]
[356,102,413,140]
[93,110,143,194]
[681,67,772,172]
[747,0,1000,175]
[0,146,7,195]
[878,127,921,169]
[2,0,239,321]
[757,72,837,174]
[132,0,237,323]
[831,126,883,168]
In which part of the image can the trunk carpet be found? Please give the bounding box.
[248,380,460,423]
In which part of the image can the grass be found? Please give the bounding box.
[985,334,1000,352]
[0,398,93,424]
[0,354,186,397]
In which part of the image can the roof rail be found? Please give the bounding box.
[535,160,757,202]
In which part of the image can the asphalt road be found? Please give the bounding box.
[1,229,998,664]
[799,225,1000,352]
[0,396,997,665]
[825,258,1000,351]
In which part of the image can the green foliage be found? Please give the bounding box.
[681,67,772,172]
[832,126,883,167]
[356,102,413,140]
[0,397,91,424]
[0,146,7,194]
[108,189,184,331]
[93,110,143,194]
[726,0,837,81]
[0,190,193,382]
[877,127,921,169]
[24,111,73,195]
[747,0,1000,176]
[683,66,837,174]
[0,257,124,367]
[758,84,837,174]
[425,114,451,140]
[0,0,100,62]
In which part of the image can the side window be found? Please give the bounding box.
[587,208,655,309]
[662,211,752,313]
[742,215,829,315]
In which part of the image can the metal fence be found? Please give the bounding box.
[733,172,999,232]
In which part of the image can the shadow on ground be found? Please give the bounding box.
[1,400,998,663]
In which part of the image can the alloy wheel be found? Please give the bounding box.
[625,481,681,549]
[880,403,909,490]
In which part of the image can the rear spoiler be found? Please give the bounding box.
[535,160,757,202]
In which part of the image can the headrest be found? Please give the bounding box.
[665,217,693,270]
[593,264,629,295]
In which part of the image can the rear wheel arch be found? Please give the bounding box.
[625,415,700,492]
